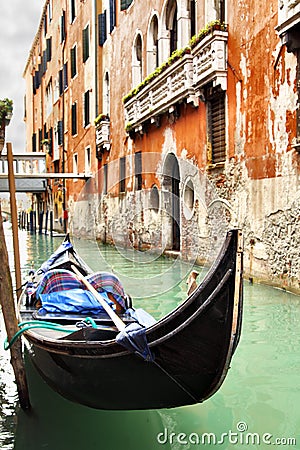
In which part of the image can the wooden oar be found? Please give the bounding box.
[71,265,126,331]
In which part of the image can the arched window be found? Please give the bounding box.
[147,14,159,74]
[170,7,177,55]
[190,0,196,38]
[162,0,178,59]
[206,0,225,23]
[150,185,160,212]
[132,33,143,87]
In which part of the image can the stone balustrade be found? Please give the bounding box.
[96,119,110,151]
[124,29,228,131]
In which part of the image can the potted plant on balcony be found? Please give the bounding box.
[189,20,227,49]
[125,122,136,139]
[94,113,110,127]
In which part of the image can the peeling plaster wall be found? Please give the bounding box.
[68,0,300,294]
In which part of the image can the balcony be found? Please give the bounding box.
[277,0,300,35]
[123,28,228,131]
[96,119,110,151]
[192,29,228,93]
[276,1,300,52]
[124,52,195,130]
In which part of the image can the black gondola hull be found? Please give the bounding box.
[20,229,243,410]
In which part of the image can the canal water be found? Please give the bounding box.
[1,226,300,449]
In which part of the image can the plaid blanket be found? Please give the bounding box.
[35,269,127,309]
[87,272,126,309]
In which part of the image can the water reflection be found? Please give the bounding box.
[15,354,165,450]
[0,231,300,449]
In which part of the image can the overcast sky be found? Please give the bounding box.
[0,1,45,152]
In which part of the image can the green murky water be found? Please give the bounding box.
[1,227,300,449]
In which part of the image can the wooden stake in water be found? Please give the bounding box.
[0,201,30,410]
[7,142,22,299]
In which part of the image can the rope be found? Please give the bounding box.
[4,317,98,350]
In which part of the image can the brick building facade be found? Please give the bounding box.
[24,0,300,293]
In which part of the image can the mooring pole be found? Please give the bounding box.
[7,142,22,299]
[0,201,31,410]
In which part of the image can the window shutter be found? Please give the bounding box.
[84,91,90,127]
[121,0,132,11]
[58,120,63,145]
[109,0,116,33]
[135,152,142,190]
[71,103,77,136]
[59,69,63,96]
[38,129,43,150]
[119,157,126,193]
[70,0,76,23]
[207,90,226,164]
[46,37,52,62]
[42,50,47,76]
[63,62,68,90]
[103,164,108,194]
[44,14,47,36]
[61,11,66,43]
[71,46,77,78]
[35,65,41,90]
[98,12,107,46]
[32,133,37,152]
[82,25,90,62]
[43,124,47,141]
[48,127,53,157]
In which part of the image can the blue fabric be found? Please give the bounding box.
[127,308,156,327]
[38,240,73,274]
[116,323,154,361]
[38,288,114,315]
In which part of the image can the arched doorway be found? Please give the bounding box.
[163,153,180,251]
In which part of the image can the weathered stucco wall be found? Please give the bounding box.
[68,0,300,293]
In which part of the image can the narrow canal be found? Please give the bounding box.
[1,225,300,449]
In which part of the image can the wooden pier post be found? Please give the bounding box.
[7,142,22,299]
[0,201,31,410]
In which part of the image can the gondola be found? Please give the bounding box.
[14,229,243,410]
